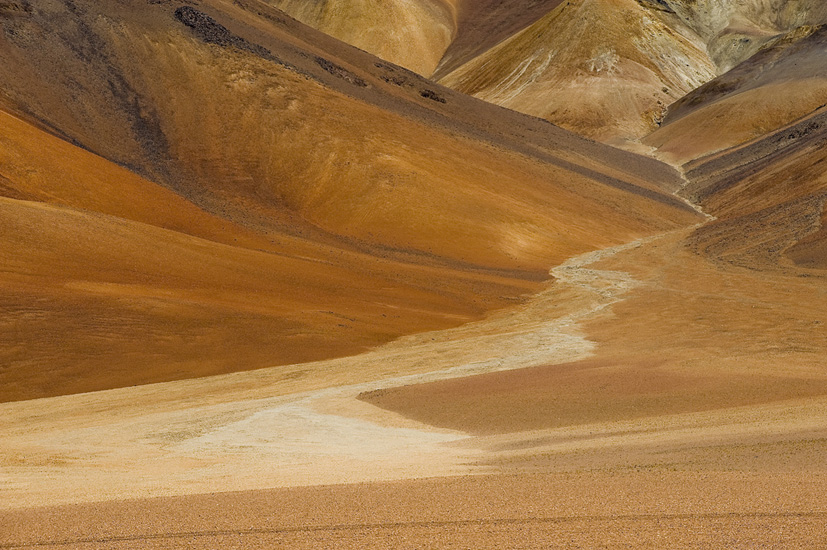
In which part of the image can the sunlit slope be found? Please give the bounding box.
[1,108,548,402]
[438,0,716,144]
[260,0,456,75]
[0,0,700,401]
[645,25,827,164]
[0,0,698,272]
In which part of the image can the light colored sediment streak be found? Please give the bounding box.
[0,231,671,509]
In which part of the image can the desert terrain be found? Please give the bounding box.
[2,0,827,548]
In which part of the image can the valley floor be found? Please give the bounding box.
[2,218,827,548]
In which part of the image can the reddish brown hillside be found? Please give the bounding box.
[0,0,699,401]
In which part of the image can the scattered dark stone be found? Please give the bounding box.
[314,56,368,87]
[174,6,271,59]
[635,0,674,13]
[780,120,822,142]
[381,74,408,87]
[0,1,31,16]
[420,89,446,103]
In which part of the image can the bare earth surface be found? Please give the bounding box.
[3,219,827,547]
[3,473,827,549]
[0,0,697,402]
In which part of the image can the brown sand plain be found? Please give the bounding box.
[3,473,827,548]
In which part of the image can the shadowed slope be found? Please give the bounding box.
[258,0,456,75]
[663,0,827,71]
[432,0,565,79]
[645,25,827,165]
[680,104,827,272]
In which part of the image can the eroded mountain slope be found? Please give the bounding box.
[645,24,827,164]
[0,0,700,401]
[663,0,827,70]
[260,0,456,75]
[438,0,716,144]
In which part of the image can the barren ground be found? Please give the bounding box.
[3,219,827,547]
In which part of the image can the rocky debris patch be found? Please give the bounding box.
[174,6,272,59]
[420,89,446,103]
[635,0,675,14]
[0,0,30,17]
[315,56,368,87]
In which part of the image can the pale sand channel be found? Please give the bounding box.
[0,230,670,509]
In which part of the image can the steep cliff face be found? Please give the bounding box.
[437,0,716,144]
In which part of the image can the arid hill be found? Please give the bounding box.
[267,0,827,146]
[439,0,827,143]
[437,0,716,144]
[645,24,827,164]
[0,0,698,401]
